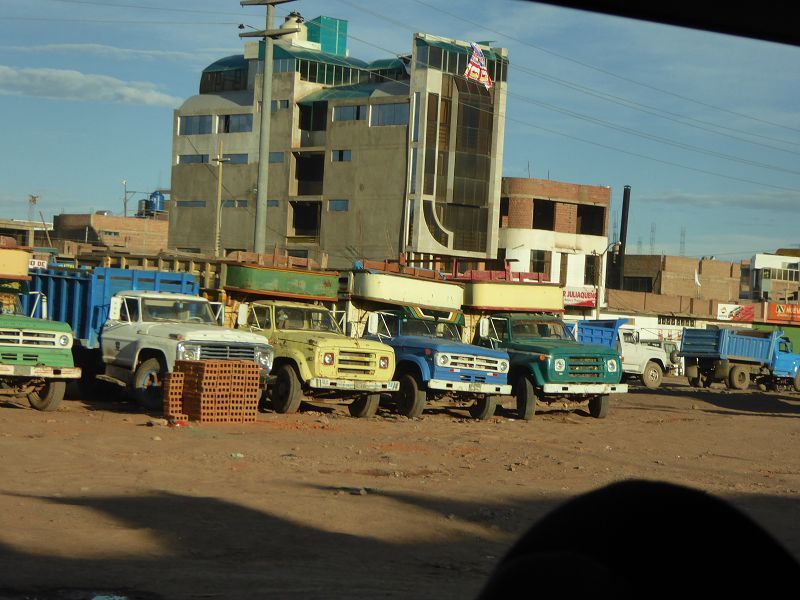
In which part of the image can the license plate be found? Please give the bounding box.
[469,382,482,392]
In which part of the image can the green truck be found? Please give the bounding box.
[0,245,81,411]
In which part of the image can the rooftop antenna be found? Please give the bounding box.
[28,194,38,222]
[680,226,686,256]
[650,222,656,255]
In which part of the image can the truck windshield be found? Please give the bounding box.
[400,318,462,341]
[275,307,341,333]
[141,298,216,324]
[511,319,575,341]
[0,282,25,316]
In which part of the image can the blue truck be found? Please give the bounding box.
[679,327,800,391]
[23,266,274,409]
[365,307,511,419]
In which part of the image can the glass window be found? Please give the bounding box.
[267,199,280,208]
[223,153,248,164]
[248,305,272,330]
[178,154,209,164]
[328,199,349,212]
[222,199,248,208]
[584,255,599,286]
[371,103,409,126]
[176,200,207,208]
[122,298,140,322]
[270,99,290,112]
[218,113,252,133]
[268,152,284,163]
[530,250,552,277]
[179,114,212,135]
[333,104,367,121]
[332,149,351,162]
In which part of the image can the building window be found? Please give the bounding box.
[218,113,252,133]
[267,199,280,208]
[371,102,409,126]
[577,205,605,236]
[532,199,555,230]
[178,154,209,165]
[333,104,367,121]
[530,250,552,277]
[222,199,248,208]
[584,255,600,286]
[270,99,290,112]
[332,149,351,162]
[658,316,696,327]
[176,200,207,208]
[99,230,120,237]
[223,153,248,165]
[179,115,213,135]
[287,249,309,259]
[269,152,284,163]
[328,199,349,212]
[177,247,202,253]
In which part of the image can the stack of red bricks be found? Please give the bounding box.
[162,360,261,423]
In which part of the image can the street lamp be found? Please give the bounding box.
[593,241,621,320]
[212,141,230,258]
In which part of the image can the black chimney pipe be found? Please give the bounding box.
[617,185,631,290]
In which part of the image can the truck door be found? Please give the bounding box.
[772,337,797,377]
[101,297,141,368]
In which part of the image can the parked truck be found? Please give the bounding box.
[227,263,399,418]
[0,244,80,411]
[679,327,800,391]
[569,319,675,389]
[340,265,511,419]
[459,275,627,419]
[24,266,274,409]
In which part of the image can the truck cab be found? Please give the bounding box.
[237,299,398,418]
[477,312,626,419]
[366,307,511,420]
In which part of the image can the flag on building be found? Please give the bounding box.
[463,42,493,89]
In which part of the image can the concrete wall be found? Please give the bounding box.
[54,214,168,254]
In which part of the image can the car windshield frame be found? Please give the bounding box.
[399,317,462,341]
[140,298,217,324]
[274,306,342,333]
[510,318,575,341]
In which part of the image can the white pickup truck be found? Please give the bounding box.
[619,328,676,389]
[81,291,274,409]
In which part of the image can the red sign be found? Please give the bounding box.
[767,303,800,324]
[563,287,597,308]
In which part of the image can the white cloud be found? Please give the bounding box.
[639,190,800,212]
[0,65,182,107]
[1,43,201,62]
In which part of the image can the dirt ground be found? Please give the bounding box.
[1,375,799,599]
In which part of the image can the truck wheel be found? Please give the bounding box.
[641,361,663,390]
[589,394,610,419]
[132,358,167,412]
[514,374,537,421]
[793,373,800,393]
[348,394,380,418]
[272,364,303,414]
[27,380,66,411]
[395,373,426,418]
[728,365,750,391]
[468,395,498,420]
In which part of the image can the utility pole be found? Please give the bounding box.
[212,140,230,258]
[121,179,128,217]
[240,0,299,254]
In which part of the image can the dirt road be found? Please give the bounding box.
[1,377,799,599]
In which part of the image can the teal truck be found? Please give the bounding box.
[0,245,80,411]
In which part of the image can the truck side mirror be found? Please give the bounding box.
[109,297,123,321]
[209,301,225,326]
[478,318,489,339]
[236,303,249,327]
[366,312,379,335]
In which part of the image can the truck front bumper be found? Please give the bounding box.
[307,378,400,392]
[0,365,81,379]
[542,382,628,395]
[428,379,512,395]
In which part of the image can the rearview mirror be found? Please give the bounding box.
[109,297,123,321]
[478,318,489,339]
[366,312,378,335]
[236,303,249,327]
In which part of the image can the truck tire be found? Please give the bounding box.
[468,395,498,420]
[589,394,610,419]
[641,361,663,390]
[132,357,167,412]
[272,364,303,414]
[728,365,750,391]
[514,374,536,421]
[794,373,800,393]
[395,373,426,418]
[348,393,380,418]
[27,380,66,411]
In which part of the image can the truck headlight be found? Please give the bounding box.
[498,360,509,373]
[379,356,390,369]
[177,342,201,361]
[323,352,335,365]
[255,346,273,370]
[58,334,71,347]
[607,359,618,372]
[554,358,566,373]
[435,353,450,367]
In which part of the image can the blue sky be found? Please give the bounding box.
[1,0,798,260]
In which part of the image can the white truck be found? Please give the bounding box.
[28,266,274,410]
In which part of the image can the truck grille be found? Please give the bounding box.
[198,344,258,361]
[569,356,602,378]
[1,351,42,364]
[0,329,60,347]
[459,374,487,383]
[448,354,504,373]
[337,350,375,377]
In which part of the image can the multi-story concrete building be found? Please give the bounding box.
[741,252,800,302]
[495,177,612,313]
[168,13,508,269]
